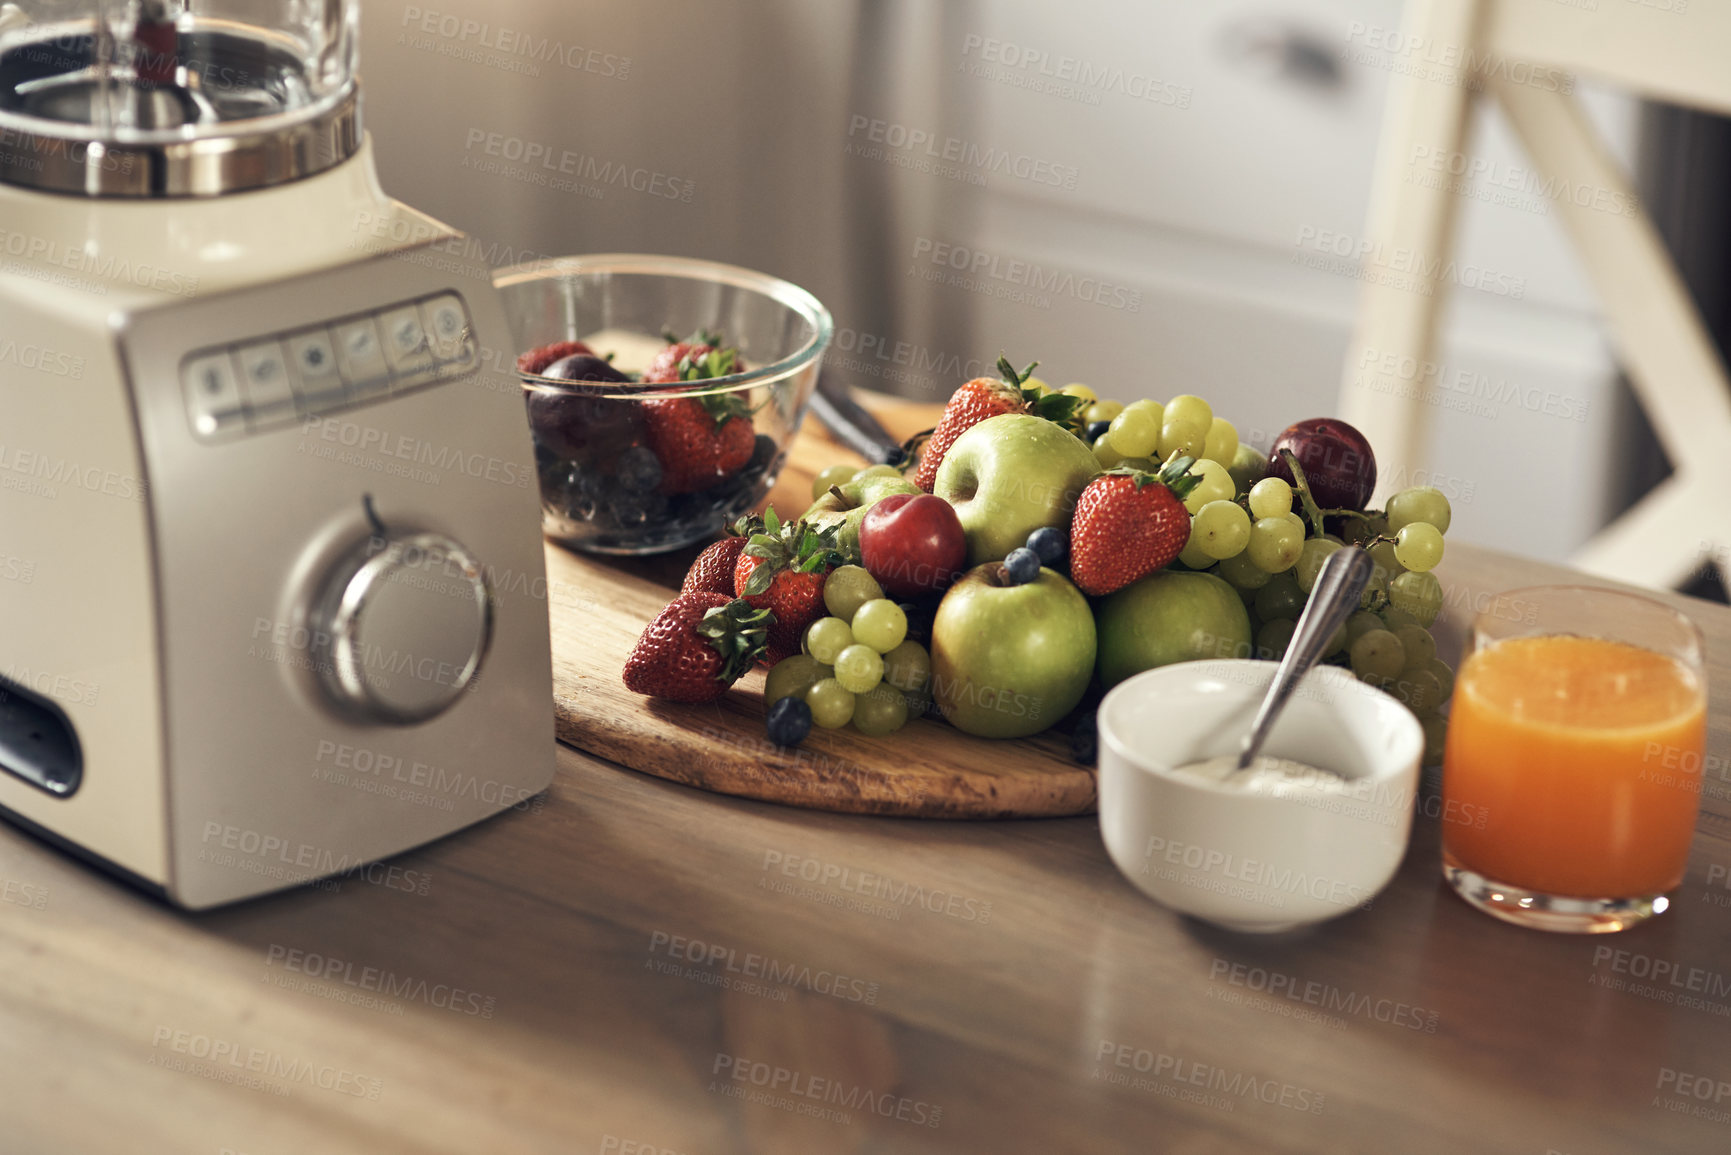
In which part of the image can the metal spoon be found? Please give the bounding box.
[1235,545,1374,771]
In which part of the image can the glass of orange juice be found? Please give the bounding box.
[1442,585,1707,933]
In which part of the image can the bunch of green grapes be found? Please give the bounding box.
[763,565,931,737]
[1069,385,1454,762]
[1187,473,1454,763]
[1061,383,1459,765]
[1081,390,1244,476]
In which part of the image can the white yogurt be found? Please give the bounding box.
[1171,754,1352,797]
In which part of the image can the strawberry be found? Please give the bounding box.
[912,355,1083,492]
[641,389,756,495]
[516,339,595,376]
[639,330,755,494]
[1069,457,1202,597]
[681,533,749,596]
[622,593,771,702]
[734,509,844,664]
[644,328,738,384]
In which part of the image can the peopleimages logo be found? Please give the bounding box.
[400,7,631,78]
[461,129,695,203]
[1207,959,1439,1033]
[759,849,993,923]
[1093,1040,1325,1113]
[1341,21,1574,95]
[845,114,1080,189]
[1293,225,1526,299]
[1354,345,1590,423]
[1407,144,1639,218]
[149,1026,384,1100]
[958,34,1192,108]
[1142,835,1375,910]
[910,237,1142,312]
[0,442,147,503]
[0,338,84,379]
[265,944,497,1017]
[0,663,98,706]
[298,413,533,489]
[0,224,197,296]
[711,1054,943,1128]
[648,930,880,1005]
[0,124,137,175]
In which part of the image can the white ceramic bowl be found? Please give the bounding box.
[1097,660,1423,933]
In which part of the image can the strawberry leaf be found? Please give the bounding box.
[997,355,1038,388]
[694,599,773,683]
[696,387,751,426]
[680,344,742,384]
[741,559,775,595]
[1031,391,1087,427]
[1102,457,1202,501]
[1164,458,1204,502]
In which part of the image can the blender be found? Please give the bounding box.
[0,0,557,907]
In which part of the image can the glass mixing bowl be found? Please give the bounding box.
[493,254,832,555]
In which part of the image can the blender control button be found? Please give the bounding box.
[382,306,427,357]
[421,294,470,359]
[181,351,246,440]
[333,317,390,399]
[310,531,493,725]
[287,329,342,402]
[380,304,436,387]
[235,340,296,429]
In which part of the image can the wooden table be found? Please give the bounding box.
[5,406,1731,1155]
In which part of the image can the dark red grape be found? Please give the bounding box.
[542,354,631,384]
[1267,418,1377,512]
[524,388,643,460]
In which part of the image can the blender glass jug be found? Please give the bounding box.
[0,0,360,195]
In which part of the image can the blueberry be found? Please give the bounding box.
[728,436,781,493]
[1026,526,1067,565]
[1086,420,1112,443]
[1002,548,1040,585]
[557,467,600,522]
[766,696,813,747]
[712,486,757,517]
[748,433,779,471]
[608,489,667,527]
[1069,710,1097,765]
[616,446,663,495]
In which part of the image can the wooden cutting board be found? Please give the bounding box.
[543,399,1098,819]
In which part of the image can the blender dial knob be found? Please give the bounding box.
[311,531,493,724]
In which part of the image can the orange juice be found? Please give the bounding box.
[1442,634,1705,898]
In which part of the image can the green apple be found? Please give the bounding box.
[1095,570,1252,689]
[930,563,1096,738]
[934,414,1100,565]
[802,473,920,555]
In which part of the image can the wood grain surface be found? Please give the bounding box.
[547,548,1096,818]
[3,400,1731,1155]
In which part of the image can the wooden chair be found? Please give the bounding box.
[1337,0,1731,589]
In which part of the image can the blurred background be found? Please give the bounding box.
[358,0,1720,580]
